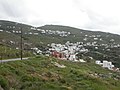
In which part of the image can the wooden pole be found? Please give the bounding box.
[20,28,23,60]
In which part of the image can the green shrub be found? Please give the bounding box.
[0,75,9,90]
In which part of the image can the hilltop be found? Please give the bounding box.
[0,56,120,90]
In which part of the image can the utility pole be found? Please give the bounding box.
[0,53,2,64]
[20,27,23,60]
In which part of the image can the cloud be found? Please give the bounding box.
[0,0,120,34]
[73,0,120,34]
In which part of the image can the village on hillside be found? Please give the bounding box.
[0,26,71,37]
[32,41,120,72]
[0,24,120,72]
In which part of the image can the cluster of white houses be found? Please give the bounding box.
[36,29,71,37]
[48,41,88,62]
[31,27,71,37]
[30,41,119,71]
[0,25,71,37]
[96,60,119,71]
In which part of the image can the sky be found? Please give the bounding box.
[0,0,120,34]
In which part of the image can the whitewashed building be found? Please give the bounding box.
[96,60,115,70]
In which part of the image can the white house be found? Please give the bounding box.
[96,60,101,65]
[79,59,86,62]
[69,54,76,61]
[103,61,109,68]
[0,30,3,32]
[102,61,114,70]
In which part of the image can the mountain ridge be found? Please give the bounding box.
[0,20,120,35]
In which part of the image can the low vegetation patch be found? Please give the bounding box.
[0,56,120,90]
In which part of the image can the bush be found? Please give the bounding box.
[21,75,39,82]
[0,75,9,90]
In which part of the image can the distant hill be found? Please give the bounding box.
[0,20,120,67]
[39,25,120,44]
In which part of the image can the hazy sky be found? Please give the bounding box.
[0,0,120,34]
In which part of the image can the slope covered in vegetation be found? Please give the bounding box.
[0,56,120,90]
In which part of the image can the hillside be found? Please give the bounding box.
[0,56,120,90]
[39,25,120,44]
[0,20,120,67]
[1,20,120,45]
